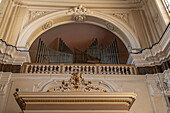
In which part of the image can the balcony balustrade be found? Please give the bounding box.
[21,63,137,75]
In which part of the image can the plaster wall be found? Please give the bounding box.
[0,73,168,113]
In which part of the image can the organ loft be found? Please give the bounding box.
[0,0,169,113]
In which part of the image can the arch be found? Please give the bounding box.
[16,6,141,51]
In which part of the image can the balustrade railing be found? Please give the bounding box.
[21,63,137,75]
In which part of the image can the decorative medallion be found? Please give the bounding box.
[106,22,115,31]
[42,21,53,30]
[73,15,86,22]
[47,72,107,92]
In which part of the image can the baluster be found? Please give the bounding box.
[118,66,121,74]
[94,66,97,74]
[29,65,33,73]
[68,66,71,74]
[125,66,128,75]
[101,66,104,74]
[41,65,45,74]
[88,66,91,74]
[109,66,111,74]
[62,65,65,74]
[77,66,79,72]
[113,66,116,74]
[49,65,53,74]
[89,66,92,74]
[115,66,118,74]
[105,66,108,74]
[44,65,48,74]
[110,66,113,74]
[103,66,105,74]
[37,65,41,74]
[53,65,56,74]
[97,66,100,74]
[106,66,109,74]
[71,65,74,73]
[123,67,126,74]
[48,65,50,73]
[25,65,29,73]
[92,66,95,74]
[82,66,85,74]
[119,67,122,74]
[65,66,68,74]
[129,67,133,75]
[56,65,59,73]
[80,66,83,73]
[124,66,128,75]
[122,66,125,75]
[84,66,87,74]
[52,66,54,73]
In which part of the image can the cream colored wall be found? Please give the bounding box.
[0,0,169,51]
[0,73,168,113]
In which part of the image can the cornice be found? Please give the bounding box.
[16,0,143,9]
[130,24,170,66]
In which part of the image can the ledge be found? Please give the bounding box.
[14,92,137,113]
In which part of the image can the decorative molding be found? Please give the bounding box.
[113,13,128,23]
[0,72,12,95]
[105,22,115,31]
[66,5,91,15]
[67,5,92,22]
[14,91,137,112]
[147,74,163,96]
[73,15,86,22]
[163,69,170,95]
[11,73,146,82]
[42,20,53,30]
[29,11,49,22]
[153,13,159,23]
[0,40,31,65]
[46,72,108,92]
[130,24,170,66]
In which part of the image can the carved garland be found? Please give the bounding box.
[47,72,107,92]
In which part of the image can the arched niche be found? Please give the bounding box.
[16,5,141,51]
[29,23,129,63]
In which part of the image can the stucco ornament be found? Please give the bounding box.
[106,22,115,31]
[67,5,92,22]
[46,72,107,92]
[42,20,53,30]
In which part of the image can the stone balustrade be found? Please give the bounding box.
[21,63,137,75]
